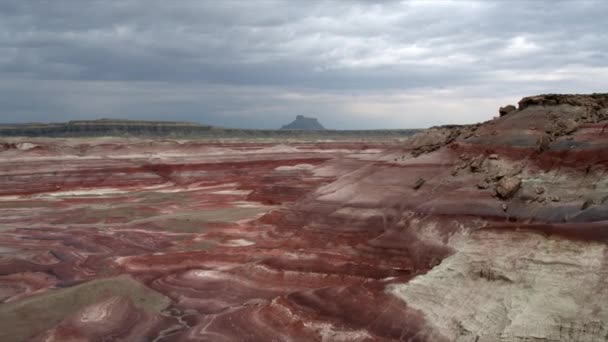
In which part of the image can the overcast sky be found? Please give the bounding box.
[1,1,607,129]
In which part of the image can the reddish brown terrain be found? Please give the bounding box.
[1,94,608,341]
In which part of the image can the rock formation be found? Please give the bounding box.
[0,93,607,341]
[499,104,516,116]
[280,115,326,130]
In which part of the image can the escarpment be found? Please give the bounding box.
[387,93,608,341]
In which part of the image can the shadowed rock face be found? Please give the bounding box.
[0,93,607,341]
[499,104,516,116]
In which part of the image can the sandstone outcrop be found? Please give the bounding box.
[410,124,480,157]
[388,94,608,341]
[495,176,521,199]
[499,104,516,116]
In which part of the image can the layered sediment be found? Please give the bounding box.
[0,94,607,341]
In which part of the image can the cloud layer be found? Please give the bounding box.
[1,1,607,128]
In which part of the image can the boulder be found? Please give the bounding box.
[469,154,486,172]
[495,176,521,199]
[499,105,517,117]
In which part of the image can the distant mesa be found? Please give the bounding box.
[280,115,326,130]
[0,118,419,138]
[0,119,214,137]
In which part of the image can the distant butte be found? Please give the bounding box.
[280,115,326,130]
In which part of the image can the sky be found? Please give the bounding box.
[0,0,607,129]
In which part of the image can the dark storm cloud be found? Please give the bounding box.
[0,0,607,128]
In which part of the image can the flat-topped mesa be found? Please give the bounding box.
[67,119,202,127]
[0,119,216,137]
[280,115,326,130]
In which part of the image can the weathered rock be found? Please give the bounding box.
[518,93,608,111]
[581,199,594,210]
[456,160,469,170]
[412,177,426,190]
[477,180,489,189]
[469,154,486,172]
[495,176,521,199]
[536,134,553,152]
[499,104,517,116]
[559,118,579,135]
[410,124,480,157]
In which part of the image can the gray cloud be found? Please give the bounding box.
[0,0,607,129]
